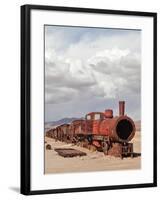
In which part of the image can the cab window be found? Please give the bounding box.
[95,114,101,120]
[86,115,91,120]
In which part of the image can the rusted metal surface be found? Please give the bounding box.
[70,119,86,135]
[93,120,100,134]
[85,112,104,134]
[99,115,135,142]
[105,109,113,118]
[119,101,125,116]
[108,143,134,158]
[54,148,86,157]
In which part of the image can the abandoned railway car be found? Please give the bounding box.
[46,101,136,158]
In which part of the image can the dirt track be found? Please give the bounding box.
[45,131,141,174]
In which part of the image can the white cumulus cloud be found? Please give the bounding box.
[45,26,141,121]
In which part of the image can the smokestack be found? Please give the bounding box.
[119,101,125,116]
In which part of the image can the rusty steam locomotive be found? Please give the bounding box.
[46,101,136,158]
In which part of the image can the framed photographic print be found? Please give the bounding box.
[21,4,157,195]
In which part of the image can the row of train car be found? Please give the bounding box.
[46,101,136,158]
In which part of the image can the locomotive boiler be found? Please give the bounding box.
[46,101,136,158]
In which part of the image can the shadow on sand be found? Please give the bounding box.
[9,186,19,193]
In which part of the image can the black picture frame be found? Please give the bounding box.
[21,4,157,195]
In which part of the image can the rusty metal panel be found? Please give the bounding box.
[85,120,93,133]
[104,109,113,118]
[93,120,100,134]
[71,119,86,135]
[54,148,86,157]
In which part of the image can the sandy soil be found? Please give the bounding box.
[45,131,141,174]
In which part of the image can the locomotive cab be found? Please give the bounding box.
[85,112,105,121]
[85,112,105,135]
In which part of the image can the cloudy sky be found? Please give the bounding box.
[45,25,141,122]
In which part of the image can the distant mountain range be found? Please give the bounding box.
[45,117,83,131]
[46,117,81,126]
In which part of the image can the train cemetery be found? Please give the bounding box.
[45,102,141,173]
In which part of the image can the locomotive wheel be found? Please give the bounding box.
[102,141,109,155]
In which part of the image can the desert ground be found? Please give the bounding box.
[45,131,141,174]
